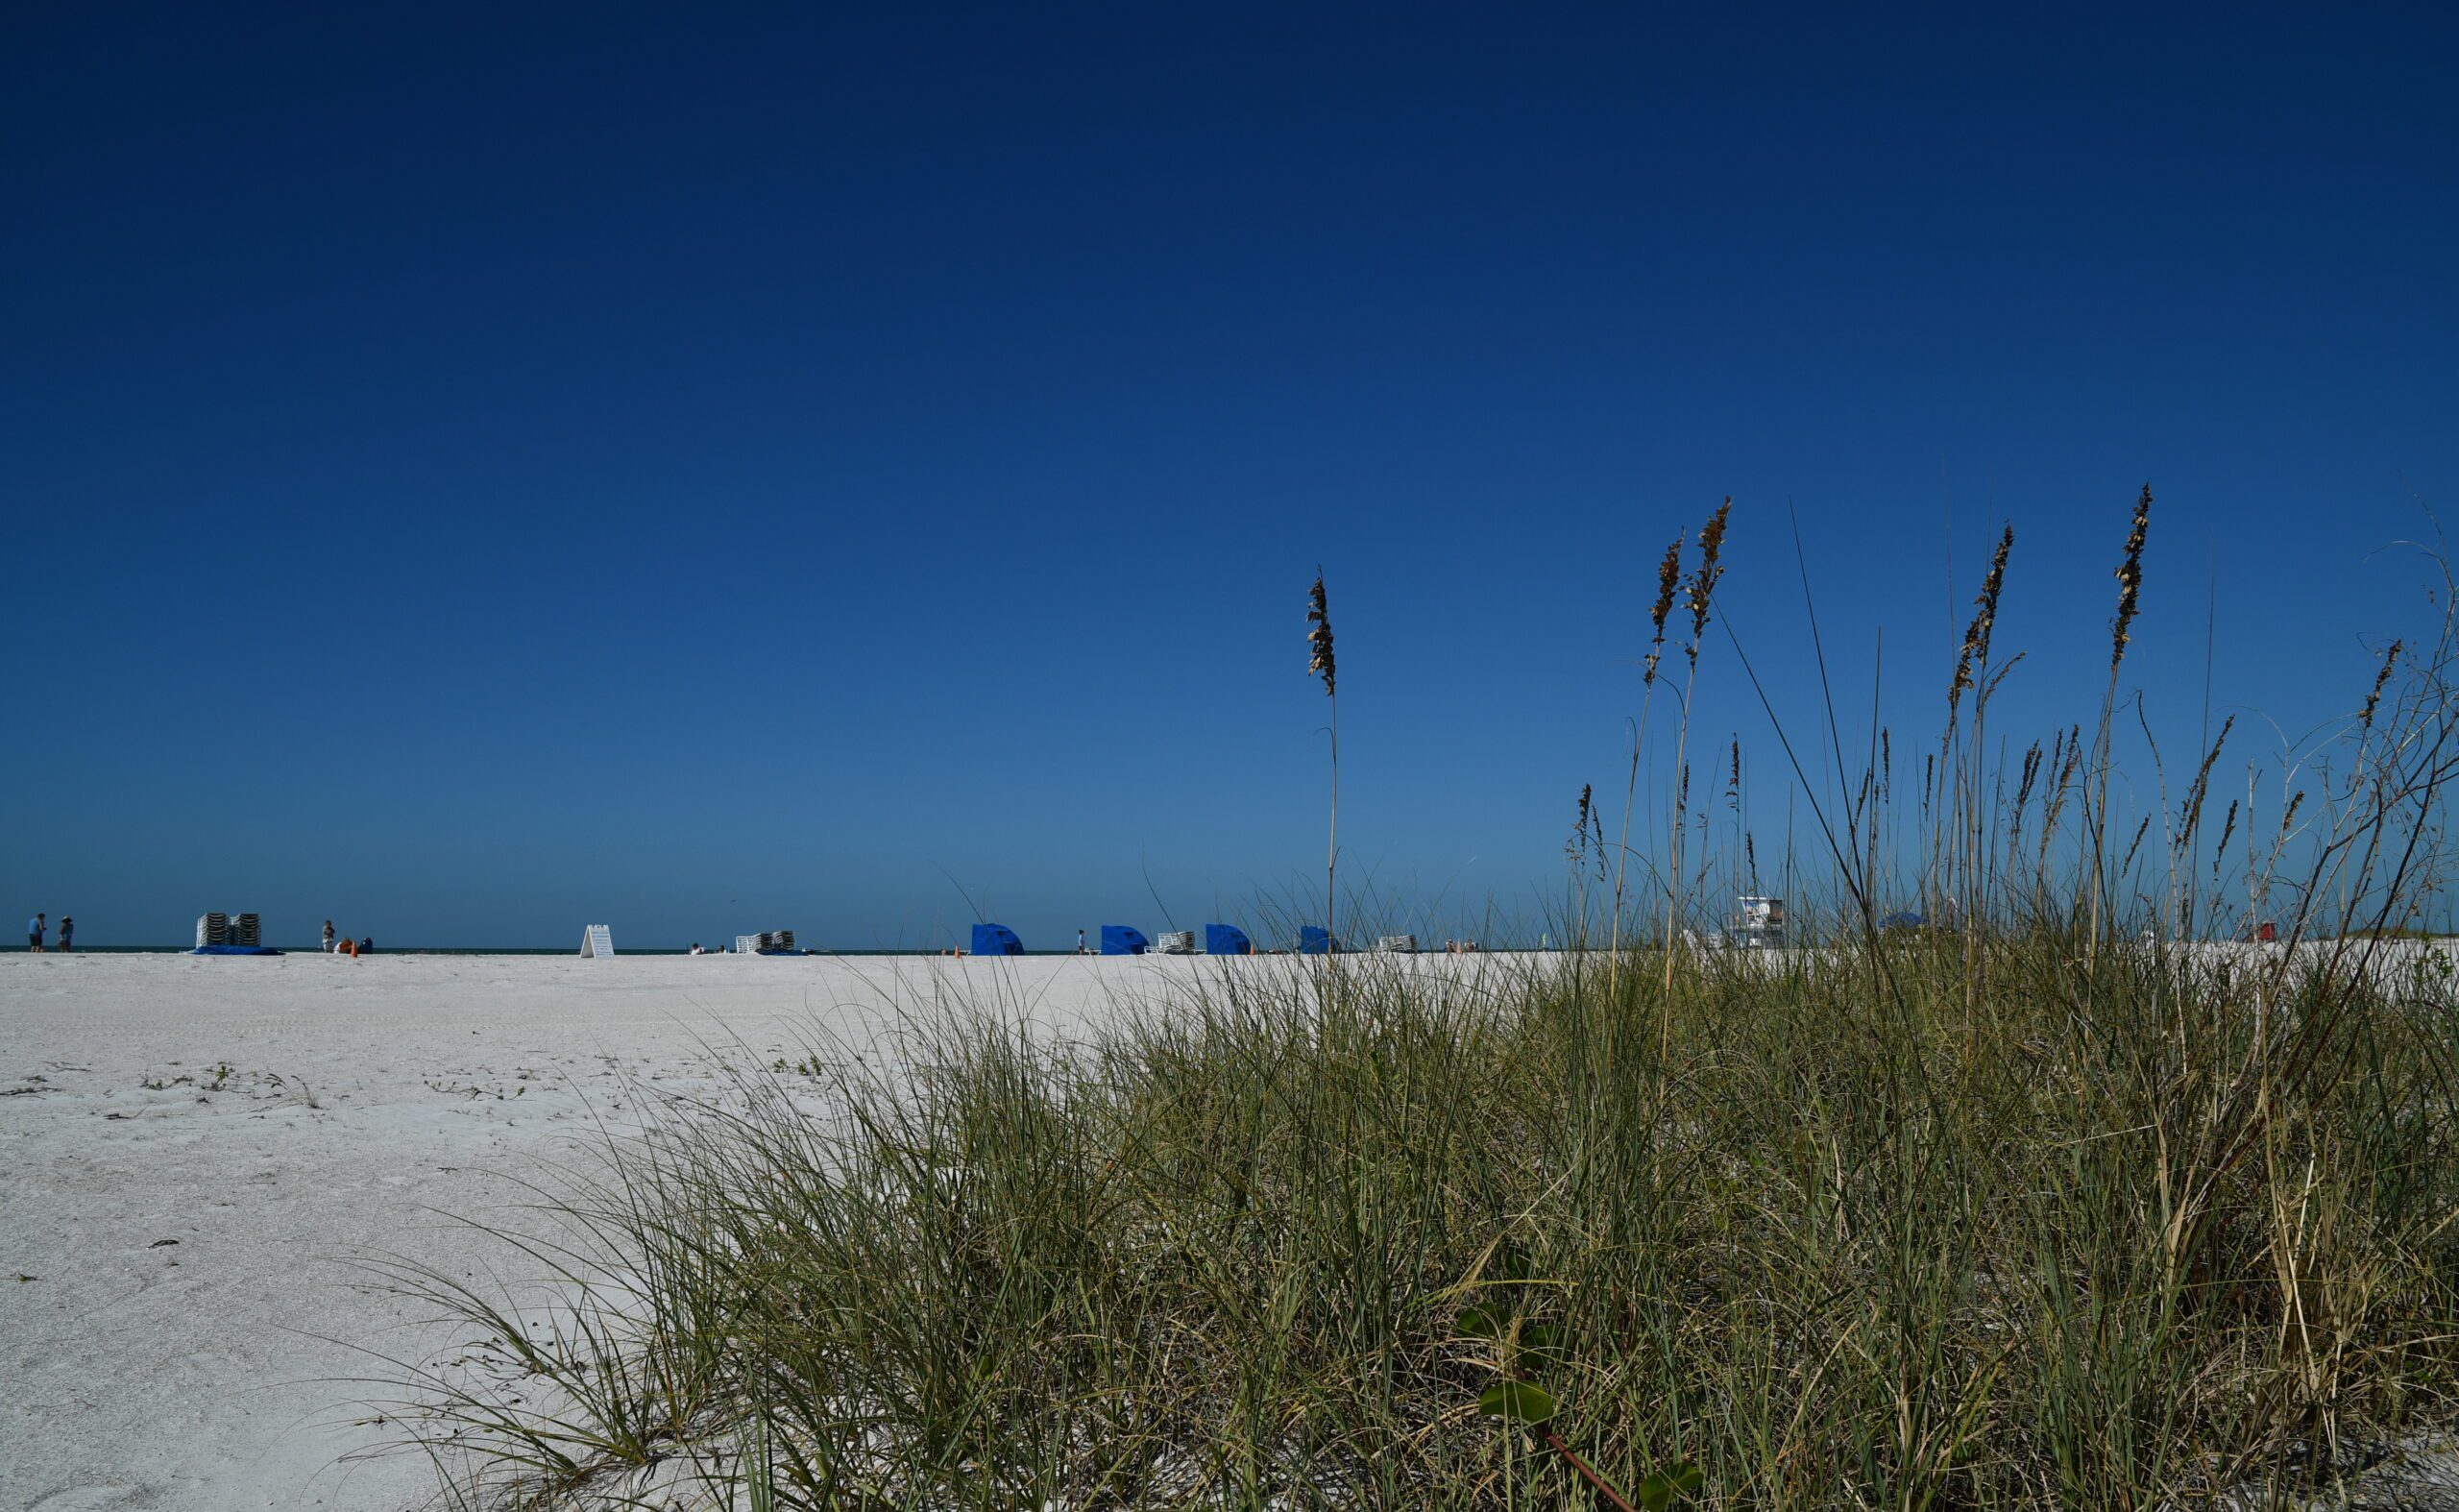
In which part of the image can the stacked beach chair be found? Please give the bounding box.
[735,931,798,954]
[1154,930,1196,955]
[194,913,262,948]
[1376,934,1418,954]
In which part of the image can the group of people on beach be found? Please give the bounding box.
[25,913,72,952]
[320,919,374,957]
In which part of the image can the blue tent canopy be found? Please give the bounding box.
[1100,925,1149,956]
[970,923,1024,956]
[1205,924,1251,956]
[1298,926,1335,955]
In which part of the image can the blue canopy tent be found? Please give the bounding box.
[970,923,1024,956]
[1298,926,1336,955]
[1100,925,1149,956]
[1205,924,1252,956]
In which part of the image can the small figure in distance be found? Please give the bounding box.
[58,916,72,952]
[689,942,704,956]
[339,937,358,959]
[359,936,374,955]
[27,912,43,952]
[1077,928,1086,955]
[323,919,336,953]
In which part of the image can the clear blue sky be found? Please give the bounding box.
[6,5,2454,947]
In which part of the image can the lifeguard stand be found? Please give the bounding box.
[1731,896,1786,950]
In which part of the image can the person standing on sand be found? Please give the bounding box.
[1078,928,1086,955]
[323,919,335,953]
[58,917,72,952]
[27,913,43,952]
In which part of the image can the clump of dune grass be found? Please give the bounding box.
[379,493,2459,1510]
[376,933,2459,1509]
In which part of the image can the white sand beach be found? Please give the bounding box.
[0,949,1245,1512]
[12,942,2448,1511]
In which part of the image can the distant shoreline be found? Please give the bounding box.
[17,944,1538,957]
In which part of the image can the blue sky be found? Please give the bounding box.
[5,5,2454,946]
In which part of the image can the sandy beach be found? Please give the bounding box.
[12,941,2452,1510]
[0,949,1239,1512]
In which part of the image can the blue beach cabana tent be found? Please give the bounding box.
[1204,924,1252,956]
[1298,926,1335,955]
[970,923,1024,956]
[1100,925,1149,956]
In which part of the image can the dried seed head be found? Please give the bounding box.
[2111,484,2150,671]
[2120,814,2154,876]
[2214,797,2239,868]
[1951,524,2015,713]
[2180,715,2234,840]
[1644,532,1683,687]
[1568,783,1594,866]
[1684,499,1733,671]
[2359,640,2403,733]
[1305,571,1336,696]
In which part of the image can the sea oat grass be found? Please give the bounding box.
[385,496,2459,1509]
[381,933,2459,1509]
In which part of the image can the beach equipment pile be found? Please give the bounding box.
[1153,930,1196,955]
[194,913,261,948]
[191,912,280,955]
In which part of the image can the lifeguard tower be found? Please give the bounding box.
[1731,896,1786,950]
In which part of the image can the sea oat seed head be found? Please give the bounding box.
[1683,499,1732,671]
[1644,532,1683,686]
[2111,484,2150,670]
[2359,639,2403,733]
[1952,524,2014,712]
[1306,571,1336,696]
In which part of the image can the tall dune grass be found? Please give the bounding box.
[380,497,2459,1509]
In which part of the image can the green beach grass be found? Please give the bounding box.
[377,495,2459,1508]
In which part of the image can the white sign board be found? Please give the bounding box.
[581,924,614,959]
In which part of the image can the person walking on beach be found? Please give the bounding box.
[27,913,43,952]
[323,919,335,953]
[57,916,72,952]
[1077,928,1087,955]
